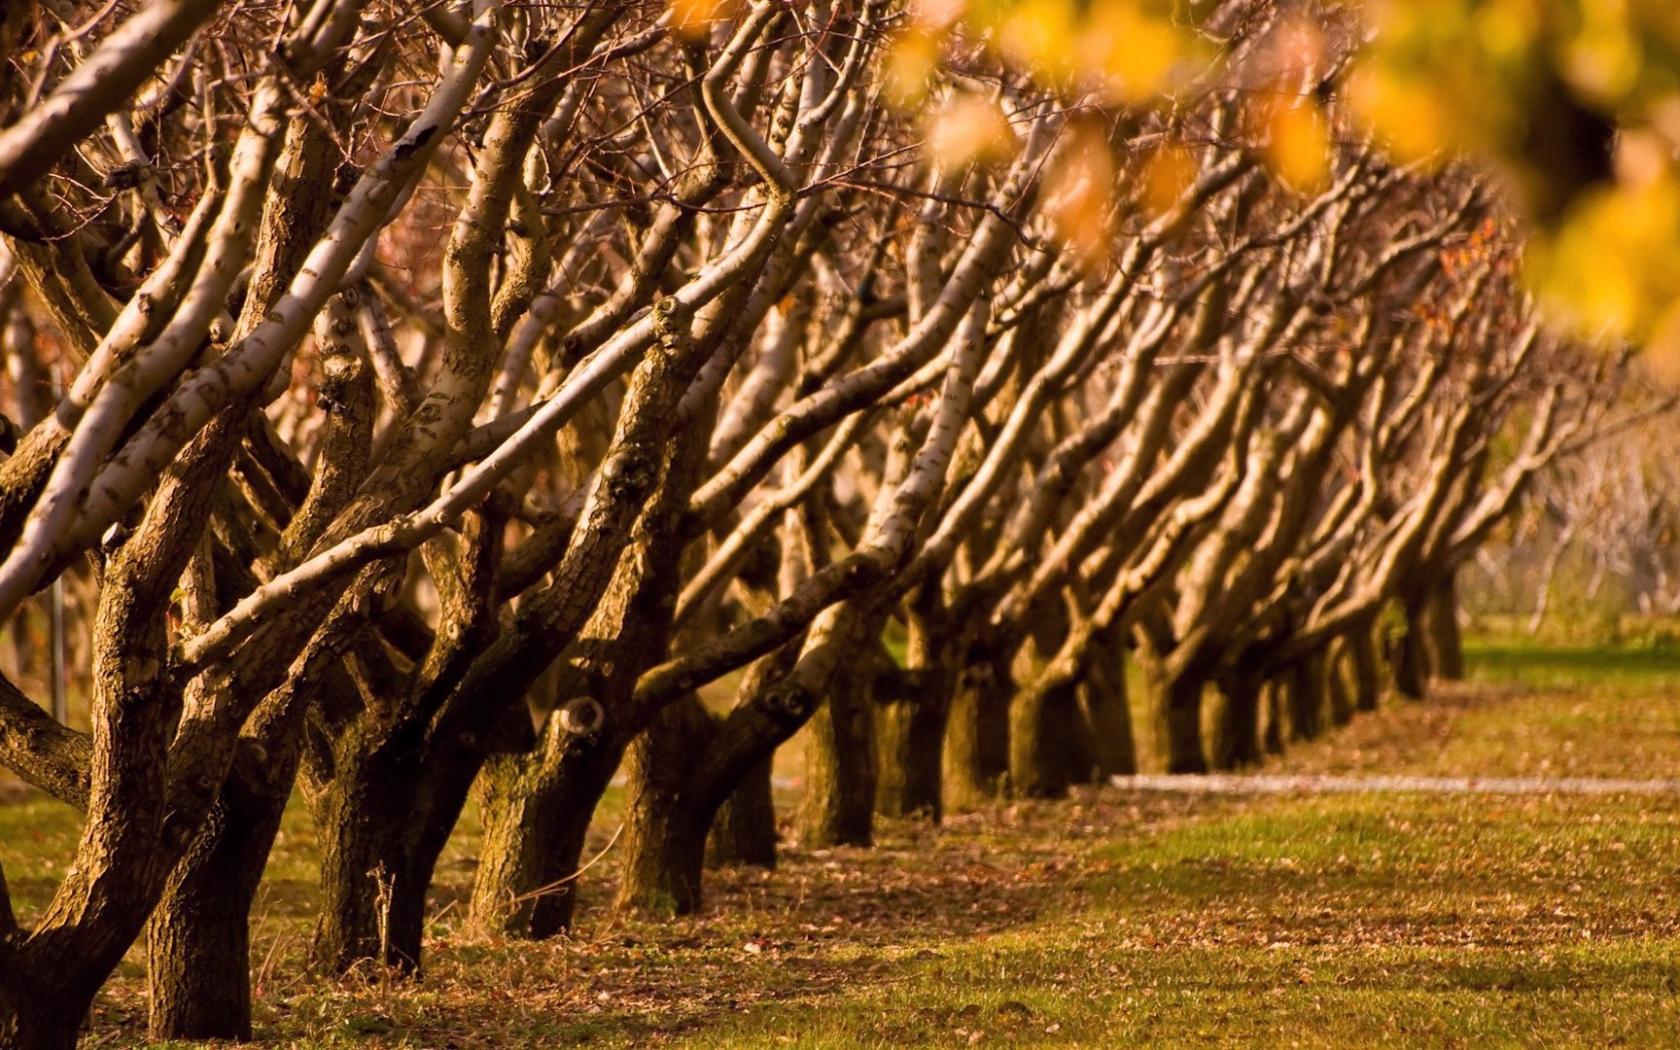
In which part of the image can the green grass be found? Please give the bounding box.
[5,638,1680,1046]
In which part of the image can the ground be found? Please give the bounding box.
[3,641,1679,1047]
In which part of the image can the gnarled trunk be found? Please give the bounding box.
[616,695,716,916]
[147,740,297,1041]
[468,724,625,940]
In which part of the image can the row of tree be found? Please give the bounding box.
[0,1,1645,1047]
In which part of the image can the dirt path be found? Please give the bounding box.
[1111,772,1680,795]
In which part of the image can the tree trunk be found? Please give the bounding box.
[1286,650,1326,742]
[874,692,947,820]
[1147,657,1209,774]
[943,646,1011,809]
[147,744,295,1041]
[707,755,778,869]
[1394,594,1431,699]
[1077,641,1136,777]
[311,744,430,975]
[1261,679,1285,756]
[1049,679,1098,786]
[1008,679,1074,799]
[1426,570,1464,681]
[1348,622,1381,712]
[468,725,624,940]
[1210,673,1262,770]
[1326,637,1356,728]
[0,981,84,1050]
[797,653,877,847]
[616,695,715,916]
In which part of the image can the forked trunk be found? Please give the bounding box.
[468,727,624,939]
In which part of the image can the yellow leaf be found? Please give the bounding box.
[1081,1,1184,104]
[1264,96,1331,193]
[883,28,941,109]
[926,94,1019,170]
[1142,141,1195,218]
[670,0,736,41]
[1043,125,1117,265]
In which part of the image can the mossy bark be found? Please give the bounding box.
[468,725,624,939]
[874,692,948,820]
[616,695,716,916]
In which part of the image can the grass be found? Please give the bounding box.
[2,638,1679,1046]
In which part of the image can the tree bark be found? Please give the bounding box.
[797,647,877,847]
[1147,657,1209,774]
[707,755,778,869]
[943,643,1010,809]
[1348,622,1382,712]
[1426,570,1464,681]
[468,724,625,939]
[1326,637,1356,728]
[1394,594,1431,699]
[146,742,295,1041]
[616,695,715,916]
[1210,672,1262,770]
[1261,679,1285,756]
[874,691,947,820]
[1286,649,1326,742]
[1077,638,1137,777]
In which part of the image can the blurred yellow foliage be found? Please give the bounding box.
[1044,124,1118,264]
[669,0,736,40]
[1263,97,1332,194]
[926,94,1020,169]
[1530,175,1680,338]
[1143,141,1196,217]
[884,27,941,108]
